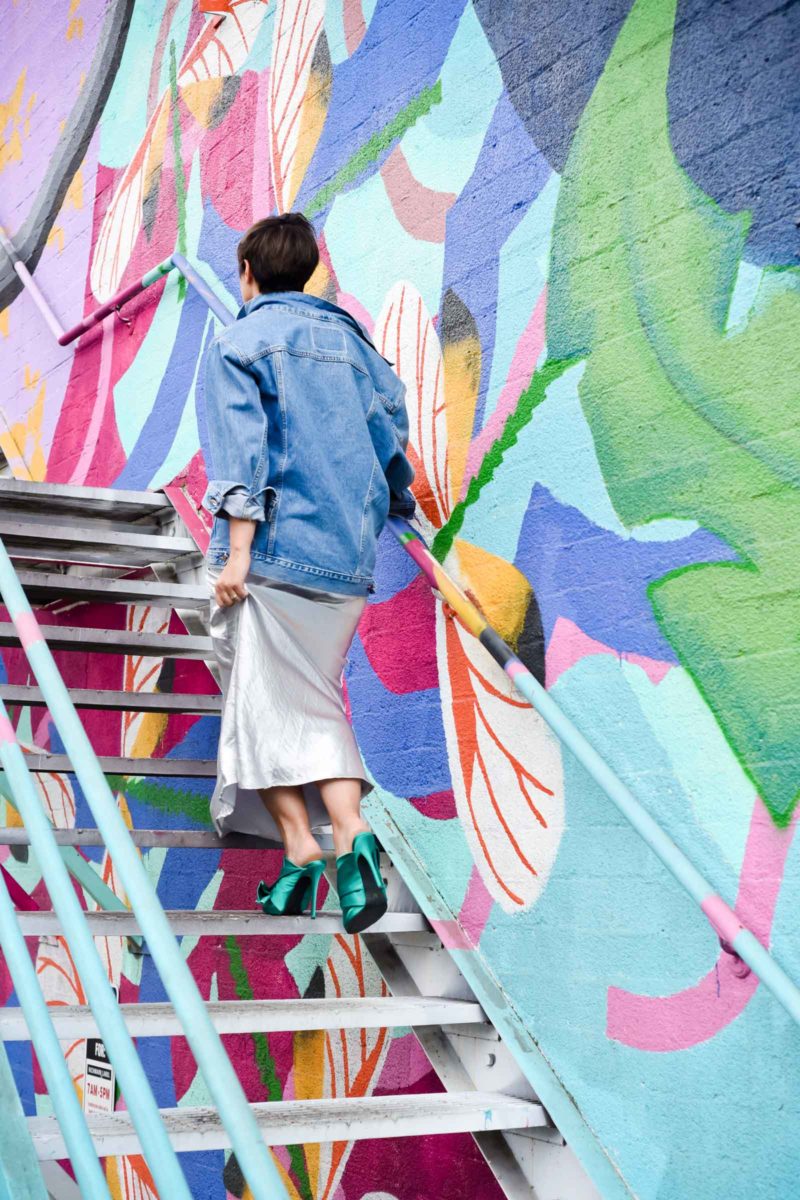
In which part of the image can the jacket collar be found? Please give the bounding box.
[237,291,382,355]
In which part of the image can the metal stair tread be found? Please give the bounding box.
[0,996,487,1041]
[0,685,221,713]
[9,754,218,777]
[28,1092,547,1158]
[0,518,199,567]
[15,570,208,608]
[0,479,172,522]
[0,622,213,657]
[0,826,289,849]
[14,909,430,936]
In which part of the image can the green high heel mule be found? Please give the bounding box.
[335,832,387,934]
[256,857,326,919]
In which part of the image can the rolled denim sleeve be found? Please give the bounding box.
[201,336,271,522]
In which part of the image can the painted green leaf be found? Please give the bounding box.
[547,0,800,824]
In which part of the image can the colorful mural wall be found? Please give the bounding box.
[1,0,798,1197]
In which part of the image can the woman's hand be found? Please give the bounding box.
[215,547,251,607]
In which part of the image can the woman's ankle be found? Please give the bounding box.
[284,834,324,866]
[332,819,370,858]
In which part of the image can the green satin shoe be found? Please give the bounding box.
[335,832,387,934]
[256,857,326,919]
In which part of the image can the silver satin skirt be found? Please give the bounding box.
[206,567,371,841]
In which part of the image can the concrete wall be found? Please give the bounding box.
[1,1,798,1197]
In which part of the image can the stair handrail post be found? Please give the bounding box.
[0,540,290,1199]
[0,865,111,1199]
[388,517,800,1029]
[0,696,193,1199]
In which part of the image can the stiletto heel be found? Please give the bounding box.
[335,832,387,934]
[256,857,326,919]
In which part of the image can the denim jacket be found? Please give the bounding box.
[201,290,415,595]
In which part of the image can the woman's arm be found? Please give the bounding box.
[214,517,256,607]
[201,337,271,522]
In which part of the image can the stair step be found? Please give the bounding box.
[14,909,429,937]
[0,517,198,567]
[0,623,213,658]
[28,1092,546,1158]
[0,686,221,713]
[0,996,486,1041]
[16,570,209,608]
[0,827,285,849]
[16,754,217,777]
[0,479,172,523]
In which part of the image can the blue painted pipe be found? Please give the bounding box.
[0,864,110,1198]
[0,543,289,1198]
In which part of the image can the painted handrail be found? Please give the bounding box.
[0,229,232,346]
[0,542,290,1200]
[388,517,800,1027]
[0,857,110,1199]
[0,694,191,1199]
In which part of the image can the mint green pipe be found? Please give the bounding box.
[0,866,110,1198]
[0,696,192,1198]
[0,542,289,1199]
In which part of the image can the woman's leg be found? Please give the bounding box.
[259,785,324,864]
[317,778,370,859]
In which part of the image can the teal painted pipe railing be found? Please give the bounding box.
[390,518,800,1029]
[0,694,192,1198]
[0,852,110,1199]
[0,541,290,1199]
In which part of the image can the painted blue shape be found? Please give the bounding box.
[113,286,210,489]
[298,0,469,212]
[154,848,220,911]
[441,91,552,434]
[513,484,737,661]
[5,1032,35,1115]
[135,1035,178,1108]
[347,633,452,798]
[372,527,421,602]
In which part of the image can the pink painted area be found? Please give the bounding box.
[458,866,495,946]
[407,788,457,820]
[164,485,211,553]
[429,917,475,952]
[607,797,798,1052]
[0,716,17,745]
[358,576,439,694]
[343,0,367,54]
[67,317,115,484]
[14,611,44,650]
[547,616,672,688]
[380,147,456,242]
[506,660,527,679]
[701,894,743,944]
[461,288,547,497]
[1,863,39,911]
[336,291,375,335]
[251,70,275,222]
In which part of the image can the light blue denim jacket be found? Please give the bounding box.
[201,290,415,596]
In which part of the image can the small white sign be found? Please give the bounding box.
[83,988,117,1116]
[83,1036,116,1115]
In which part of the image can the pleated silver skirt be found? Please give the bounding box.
[206,567,370,841]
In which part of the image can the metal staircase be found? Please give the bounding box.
[0,477,597,1200]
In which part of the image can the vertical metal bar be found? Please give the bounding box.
[0,228,65,342]
[0,869,111,1198]
[0,698,193,1200]
[0,1028,48,1200]
[0,543,288,1199]
[389,517,800,1029]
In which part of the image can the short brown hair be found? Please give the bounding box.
[237,213,319,293]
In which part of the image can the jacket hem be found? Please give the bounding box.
[206,550,373,596]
